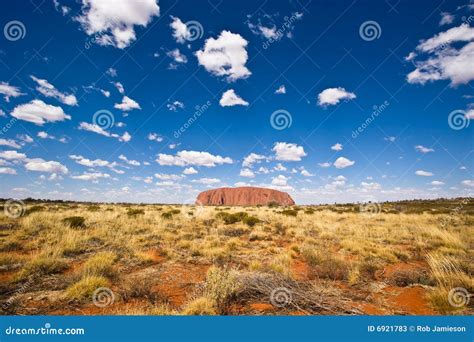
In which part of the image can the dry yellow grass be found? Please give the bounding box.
[0,200,472,315]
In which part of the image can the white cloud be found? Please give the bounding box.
[183,167,198,175]
[275,85,286,94]
[0,150,27,160]
[415,170,434,177]
[240,168,255,178]
[360,182,381,191]
[461,180,474,187]
[274,163,287,171]
[318,87,356,106]
[25,158,68,174]
[196,30,251,82]
[119,154,140,166]
[0,167,16,175]
[167,48,188,65]
[11,100,71,125]
[301,169,313,177]
[17,134,34,143]
[318,162,331,168]
[170,16,193,43]
[334,157,355,169]
[258,166,270,174]
[114,96,141,111]
[439,12,455,26]
[192,177,220,185]
[37,131,53,140]
[272,174,289,186]
[219,89,249,107]
[72,172,111,181]
[78,122,131,142]
[156,150,232,167]
[30,75,78,106]
[70,154,112,168]
[273,142,307,161]
[155,173,183,181]
[415,145,434,153]
[101,89,110,97]
[464,108,474,119]
[242,153,267,168]
[0,109,5,117]
[0,139,21,149]
[0,82,24,102]
[407,24,474,85]
[148,133,163,142]
[431,180,445,186]
[76,0,160,49]
[167,100,184,111]
[113,82,125,94]
[331,143,343,151]
[106,68,118,77]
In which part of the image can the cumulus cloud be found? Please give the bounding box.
[242,153,267,168]
[273,142,306,161]
[196,30,251,82]
[271,174,289,186]
[192,177,221,185]
[275,85,286,94]
[431,180,445,186]
[156,150,233,167]
[148,132,163,142]
[167,100,184,111]
[0,167,16,175]
[11,100,71,125]
[155,173,183,181]
[415,170,434,177]
[75,0,160,49]
[183,167,198,175]
[219,89,249,107]
[119,154,140,166]
[333,156,355,169]
[170,16,193,43]
[439,12,454,26]
[240,168,255,178]
[318,87,356,106]
[114,96,141,111]
[0,139,21,149]
[407,24,474,85]
[415,145,434,153]
[167,48,187,68]
[318,162,331,168]
[78,122,131,142]
[30,75,78,106]
[71,172,111,181]
[0,150,27,160]
[0,82,24,102]
[462,180,474,187]
[24,158,68,174]
[331,143,343,151]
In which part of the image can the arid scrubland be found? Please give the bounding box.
[0,199,472,316]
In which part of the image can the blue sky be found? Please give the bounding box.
[0,0,473,204]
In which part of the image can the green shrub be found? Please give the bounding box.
[161,212,173,219]
[243,216,260,227]
[127,208,145,217]
[281,209,298,217]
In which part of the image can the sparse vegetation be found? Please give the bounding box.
[0,198,472,315]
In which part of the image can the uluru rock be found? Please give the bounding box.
[196,187,295,206]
